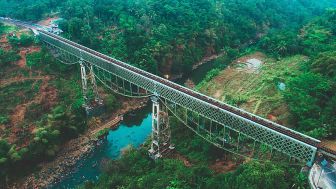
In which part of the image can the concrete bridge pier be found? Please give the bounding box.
[149,95,174,159]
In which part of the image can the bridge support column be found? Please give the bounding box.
[89,64,102,104]
[79,60,103,115]
[149,95,174,159]
[80,60,89,111]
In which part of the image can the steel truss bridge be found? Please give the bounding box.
[3,18,336,167]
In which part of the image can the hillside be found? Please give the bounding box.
[0,23,88,182]
[198,9,336,140]
[0,1,336,189]
[198,52,307,127]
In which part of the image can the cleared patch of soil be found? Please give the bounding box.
[0,76,44,88]
[233,52,265,73]
[169,152,193,167]
[0,34,11,51]
[209,159,238,174]
[38,16,59,26]
[9,76,57,144]
[0,34,8,43]
[16,46,41,68]
[235,52,265,64]
[200,53,305,127]
[0,27,32,51]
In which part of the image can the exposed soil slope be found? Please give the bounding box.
[199,52,307,127]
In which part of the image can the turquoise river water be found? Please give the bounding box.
[51,106,152,189]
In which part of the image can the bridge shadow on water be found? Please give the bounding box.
[51,105,152,189]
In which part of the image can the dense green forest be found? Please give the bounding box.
[257,9,336,138]
[0,32,87,184]
[1,0,335,75]
[1,0,336,188]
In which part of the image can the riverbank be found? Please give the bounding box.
[170,52,225,81]
[8,97,148,189]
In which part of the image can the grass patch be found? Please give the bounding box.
[199,53,307,126]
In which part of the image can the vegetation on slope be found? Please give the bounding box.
[257,9,336,139]
[198,53,307,127]
[81,150,304,189]
[0,49,83,187]
[198,9,336,139]
[0,25,119,186]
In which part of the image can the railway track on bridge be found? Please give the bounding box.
[38,29,336,159]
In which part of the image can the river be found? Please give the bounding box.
[51,105,152,189]
[52,58,220,188]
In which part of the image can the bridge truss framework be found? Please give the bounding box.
[38,29,320,166]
